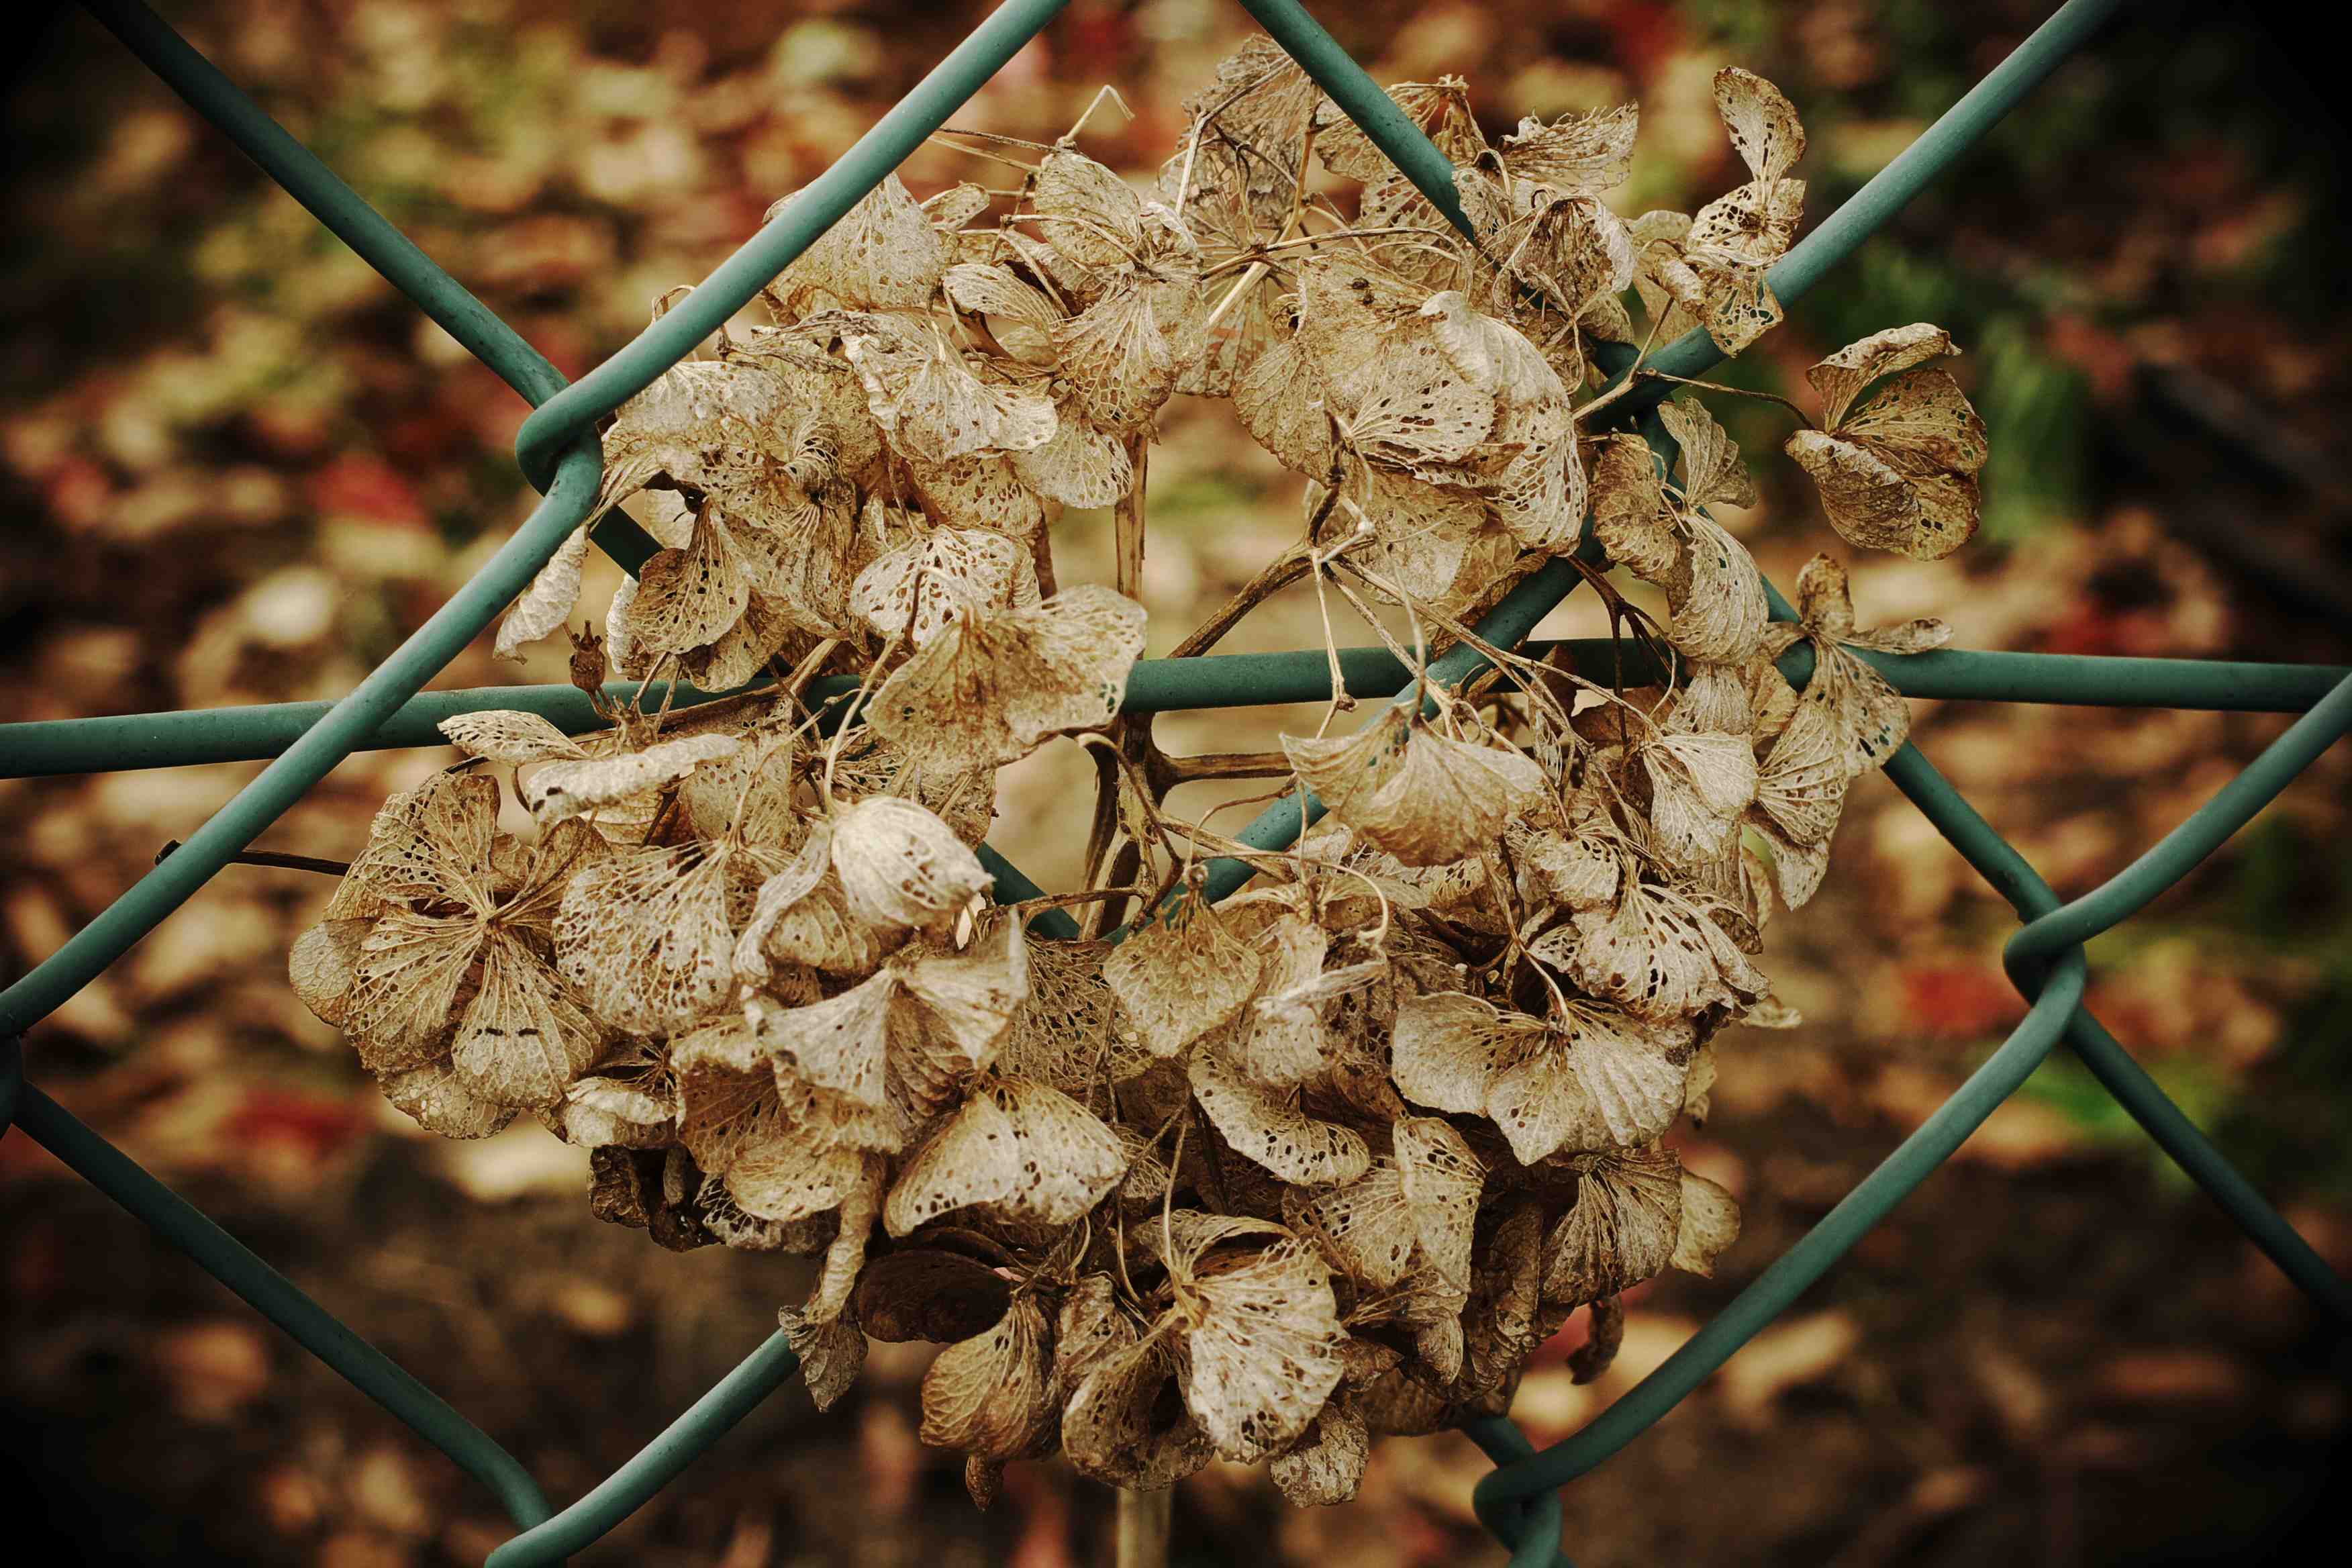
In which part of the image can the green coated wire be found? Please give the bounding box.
[1463,1417,1573,1568]
[2006,669,2352,977]
[1777,583,2352,1312]
[1467,587,2352,1528]
[7,1077,554,1532]
[1473,954,2091,1519]
[0,1036,20,1138]
[0,443,602,1038]
[4,644,2340,780]
[977,844,1084,940]
[482,1332,805,1568]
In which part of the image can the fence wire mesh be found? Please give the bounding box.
[2,0,2347,1563]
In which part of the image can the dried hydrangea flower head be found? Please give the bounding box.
[281,31,1993,1522]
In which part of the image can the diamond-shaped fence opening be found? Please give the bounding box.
[3,0,2349,1563]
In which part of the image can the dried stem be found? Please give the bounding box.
[156,840,348,877]
[1156,750,1295,784]
[1630,367,1812,424]
[1087,433,1158,932]
[1114,1486,1172,1568]
[1115,435,1149,601]
[1165,545,1312,658]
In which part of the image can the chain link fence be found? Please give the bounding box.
[3,0,2347,1563]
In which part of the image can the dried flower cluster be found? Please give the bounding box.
[290,41,1983,1510]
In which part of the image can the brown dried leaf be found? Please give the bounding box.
[1105,894,1263,1057]
[1542,1147,1682,1306]
[779,1304,867,1412]
[1172,1232,1346,1463]
[437,711,588,766]
[920,1293,1056,1459]
[1187,1051,1369,1187]
[1283,707,1545,868]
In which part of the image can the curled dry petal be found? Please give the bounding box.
[1588,432,1674,581]
[1567,1294,1626,1384]
[853,1248,1012,1344]
[779,1304,867,1412]
[883,1077,1124,1235]
[557,1073,676,1150]
[1269,1397,1371,1507]
[1657,397,1758,512]
[1806,323,1957,430]
[437,710,588,765]
[1714,68,1807,187]
[806,1156,883,1324]
[1394,1116,1483,1297]
[1062,1334,1214,1489]
[1283,707,1547,868]
[522,733,740,824]
[1787,334,1987,560]
[1104,893,1263,1057]
[920,1293,1057,1459]
[495,527,591,658]
[1498,103,1639,194]
[829,795,991,936]
[1673,1169,1743,1275]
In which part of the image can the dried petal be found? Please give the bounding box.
[1542,1147,1683,1306]
[1106,893,1263,1057]
[437,711,589,765]
[1672,1169,1741,1275]
[521,732,740,824]
[495,528,591,658]
[830,795,990,937]
[1283,707,1546,868]
[780,1304,867,1412]
[1187,1051,1369,1187]
[1173,1234,1346,1463]
[920,1294,1056,1458]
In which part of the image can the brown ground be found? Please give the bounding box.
[5,2,2351,1563]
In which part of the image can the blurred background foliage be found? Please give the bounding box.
[4,2,2350,1565]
